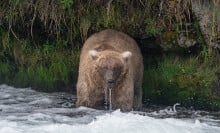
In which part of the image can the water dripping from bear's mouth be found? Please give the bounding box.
[104,87,113,111]
[109,88,112,111]
[104,87,108,110]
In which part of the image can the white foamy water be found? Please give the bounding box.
[0,84,220,133]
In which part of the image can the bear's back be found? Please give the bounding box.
[81,29,142,59]
[79,29,143,84]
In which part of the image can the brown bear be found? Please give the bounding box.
[76,29,144,111]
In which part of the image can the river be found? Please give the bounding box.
[0,84,220,133]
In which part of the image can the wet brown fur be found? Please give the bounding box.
[76,29,144,111]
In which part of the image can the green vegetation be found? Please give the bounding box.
[143,52,220,110]
[0,0,163,43]
[0,31,80,91]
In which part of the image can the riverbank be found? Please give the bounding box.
[1,36,220,110]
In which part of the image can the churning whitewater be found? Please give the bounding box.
[0,84,220,133]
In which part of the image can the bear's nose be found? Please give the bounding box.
[107,79,114,84]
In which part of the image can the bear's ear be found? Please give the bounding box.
[121,51,132,62]
[89,50,98,60]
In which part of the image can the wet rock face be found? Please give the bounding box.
[177,33,197,48]
[156,0,198,51]
[154,0,220,51]
[192,0,220,49]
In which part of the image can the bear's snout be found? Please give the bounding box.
[107,79,114,84]
[107,78,114,89]
[106,70,115,89]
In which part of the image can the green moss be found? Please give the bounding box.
[144,18,164,36]
[143,55,220,110]
[0,36,80,92]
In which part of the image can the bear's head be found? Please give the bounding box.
[88,50,132,89]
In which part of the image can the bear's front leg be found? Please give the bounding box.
[76,86,104,108]
[77,96,103,108]
[112,87,134,111]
